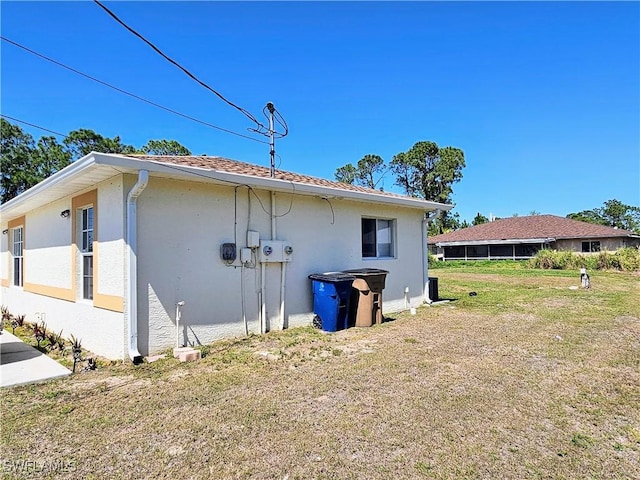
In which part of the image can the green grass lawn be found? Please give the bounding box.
[1,268,638,479]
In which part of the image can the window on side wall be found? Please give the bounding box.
[80,206,94,300]
[581,241,601,253]
[12,226,23,286]
[362,218,395,258]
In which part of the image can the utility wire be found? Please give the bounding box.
[1,36,268,145]
[93,0,270,135]
[0,114,67,138]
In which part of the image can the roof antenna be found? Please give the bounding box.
[267,102,275,178]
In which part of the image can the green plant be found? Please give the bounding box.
[46,329,64,351]
[70,334,83,372]
[615,247,640,272]
[14,314,26,327]
[70,334,82,351]
[33,321,47,349]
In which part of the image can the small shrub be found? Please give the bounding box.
[46,329,65,351]
[33,322,47,349]
[528,250,557,269]
[529,248,640,272]
[14,314,26,327]
[616,247,640,272]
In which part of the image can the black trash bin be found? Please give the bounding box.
[342,268,389,325]
[308,273,355,332]
[428,276,439,302]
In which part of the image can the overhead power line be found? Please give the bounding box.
[1,114,67,138]
[0,36,268,145]
[93,0,276,137]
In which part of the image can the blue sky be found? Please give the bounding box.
[1,1,638,221]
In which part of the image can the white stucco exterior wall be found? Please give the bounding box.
[0,175,126,359]
[0,288,125,359]
[23,197,73,288]
[96,176,125,298]
[136,177,428,356]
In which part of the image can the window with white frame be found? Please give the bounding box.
[362,218,395,258]
[12,226,23,286]
[80,206,94,300]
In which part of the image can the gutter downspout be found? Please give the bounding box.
[423,209,441,304]
[126,170,149,364]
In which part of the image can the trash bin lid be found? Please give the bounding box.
[308,272,356,283]
[342,268,389,276]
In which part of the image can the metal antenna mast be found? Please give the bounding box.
[267,102,276,178]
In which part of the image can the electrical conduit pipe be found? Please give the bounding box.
[126,170,148,364]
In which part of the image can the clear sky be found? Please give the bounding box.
[1,1,638,221]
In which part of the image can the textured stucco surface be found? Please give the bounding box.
[136,177,427,356]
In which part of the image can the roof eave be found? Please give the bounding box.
[1,152,451,220]
[108,154,450,211]
[0,154,100,219]
[434,238,555,247]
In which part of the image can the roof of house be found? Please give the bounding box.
[1,152,452,220]
[429,215,638,246]
[130,154,401,196]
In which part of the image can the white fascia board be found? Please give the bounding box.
[94,153,452,212]
[0,154,101,220]
[436,238,555,247]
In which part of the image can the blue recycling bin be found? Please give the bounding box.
[308,272,356,332]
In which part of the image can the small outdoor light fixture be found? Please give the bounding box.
[1,229,7,235]
[60,209,71,218]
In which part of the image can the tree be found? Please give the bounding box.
[391,141,465,235]
[1,118,38,202]
[34,136,72,180]
[568,199,640,233]
[335,154,386,189]
[63,129,136,161]
[390,141,465,203]
[428,211,464,236]
[566,210,605,226]
[335,164,358,185]
[139,139,191,156]
[472,212,489,226]
[0,119,193,203]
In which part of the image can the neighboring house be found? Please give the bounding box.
[429,215,640,261]
[1,153,450,361]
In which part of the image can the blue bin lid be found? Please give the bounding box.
[308,272,356,283]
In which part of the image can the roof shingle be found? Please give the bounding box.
[130,154,408,198]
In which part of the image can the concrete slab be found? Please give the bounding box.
[0,331,71,388]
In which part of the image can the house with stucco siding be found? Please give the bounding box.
[1,153,450,362]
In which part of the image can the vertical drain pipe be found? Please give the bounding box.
[126,170,149,364]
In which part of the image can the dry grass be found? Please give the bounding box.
[1,269,639,479]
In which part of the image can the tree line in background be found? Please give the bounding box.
[334,141,639,235]
[2,119,638,235]
[334,140,466,236]
[0,118,190,203]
